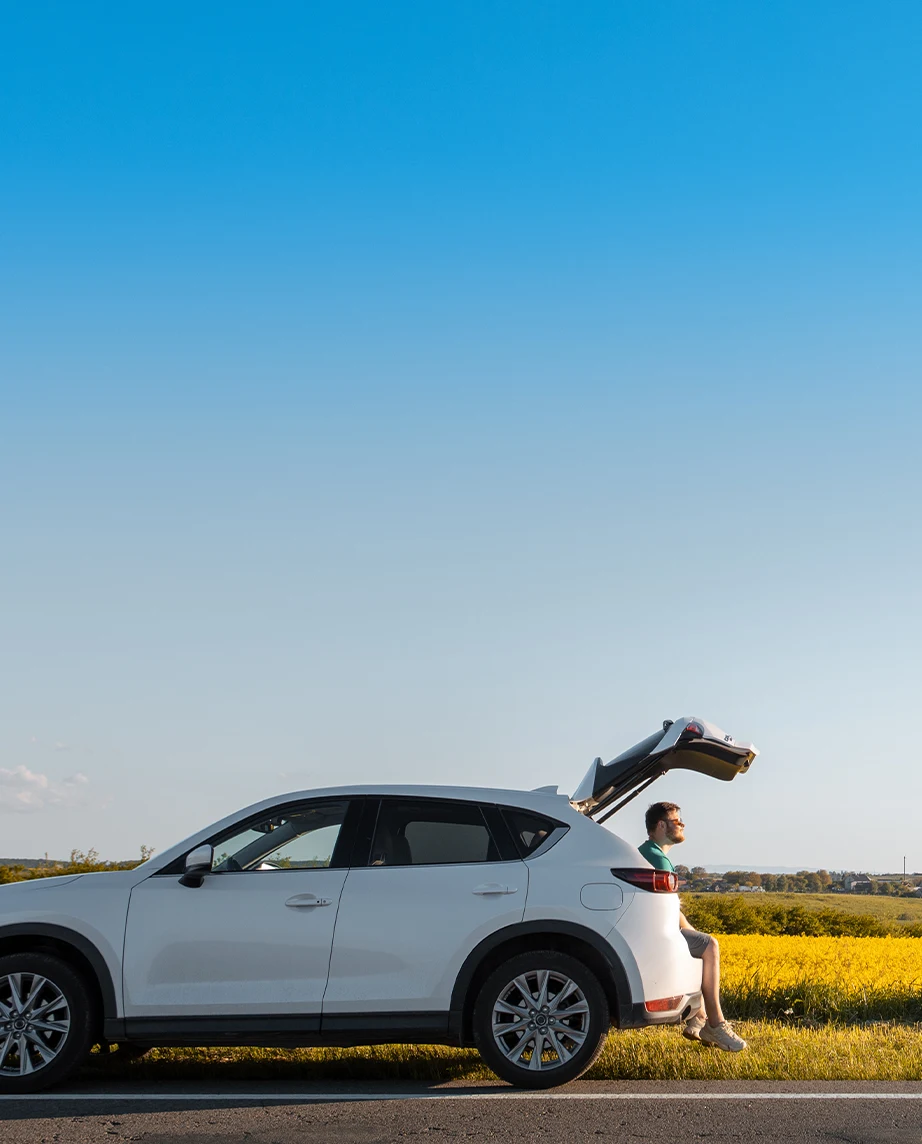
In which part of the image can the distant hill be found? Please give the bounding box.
[701,864,830,874]
[0,857,68,868]
[701,864,892,876]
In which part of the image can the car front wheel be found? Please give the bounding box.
[472,950,610,1088]
[0,953,95,1093]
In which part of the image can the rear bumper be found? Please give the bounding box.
[618,990,703,1029]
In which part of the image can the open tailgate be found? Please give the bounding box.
[571,716,758,821]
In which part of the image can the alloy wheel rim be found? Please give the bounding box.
[491,969,590,1071]
[0,973,71,1076]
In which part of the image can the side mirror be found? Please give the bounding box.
[179,844,214,888]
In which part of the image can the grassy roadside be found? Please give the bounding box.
[90,1023,922,1083]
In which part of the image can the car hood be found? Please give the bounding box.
[0,874,85,894]
[571,716,758,819]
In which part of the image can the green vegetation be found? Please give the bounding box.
[683,893,922,937]
[0,848,151,884]
[87,1023,922,1083]
[696,892,922,923]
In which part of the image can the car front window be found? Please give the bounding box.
[211,801,349,872]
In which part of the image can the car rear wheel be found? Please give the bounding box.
[0,953,95,1093]
[472,950,609,1088]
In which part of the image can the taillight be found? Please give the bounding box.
[611,867,678,893]
[645,995,683,1012]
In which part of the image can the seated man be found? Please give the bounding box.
[639,801,747,1052]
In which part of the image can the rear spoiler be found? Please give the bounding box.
[571,717,758,822]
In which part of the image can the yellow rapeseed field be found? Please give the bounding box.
[718,933,922,1020]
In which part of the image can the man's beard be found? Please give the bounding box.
[665,829,685,845]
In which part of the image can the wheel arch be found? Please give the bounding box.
[0,923,118,1033]
[448,921,633,1045]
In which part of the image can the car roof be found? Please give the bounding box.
[148,784,582,872]
[254,783,576,814]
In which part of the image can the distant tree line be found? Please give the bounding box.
[675,866,920,896]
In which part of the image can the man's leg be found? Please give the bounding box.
[681,931,745,1050]
[700,937,725,1026]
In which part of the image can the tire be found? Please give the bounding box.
[472,950,610,1089]
[0,952,96,1093]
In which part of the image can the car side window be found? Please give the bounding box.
[369,799,499,866]
[211,800,349,872]
[501,808,566,857]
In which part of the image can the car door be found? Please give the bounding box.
[322,798,527,1018]
[122,798,356,1020]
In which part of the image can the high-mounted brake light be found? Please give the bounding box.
[610,868,678,893]
[683,722,703,736]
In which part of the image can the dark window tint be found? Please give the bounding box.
[502,809,563,857]
[370,800,498,866]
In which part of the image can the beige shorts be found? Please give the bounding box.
[682,929,714,959]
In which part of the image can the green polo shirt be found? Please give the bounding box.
[638,838,675,872]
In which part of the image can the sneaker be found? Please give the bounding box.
[699,1021,747,1052]
[682,1014,706,1042]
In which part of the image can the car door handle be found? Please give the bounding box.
[285,894,333,907]
[472,883,518,895]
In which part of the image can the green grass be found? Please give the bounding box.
[87,1023,922,1083]
[686,893,922,924]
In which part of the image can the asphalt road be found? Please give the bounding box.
[3,1081,922,1142]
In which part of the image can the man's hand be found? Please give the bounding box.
[679,911,693,931]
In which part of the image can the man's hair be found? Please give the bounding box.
[645,801,680,835]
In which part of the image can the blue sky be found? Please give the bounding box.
[2,2,921,870]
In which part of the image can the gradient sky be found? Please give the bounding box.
[2,2,921,871]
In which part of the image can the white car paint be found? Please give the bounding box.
[323,861,528,1013]
[123,867,349,1015]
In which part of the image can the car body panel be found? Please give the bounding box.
[323,861,528,1013]
[0,872,135,1018]
[123,867,349,1016]
[614,892,702,1007]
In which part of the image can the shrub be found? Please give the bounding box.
[0,848,152,884]
[683,896,897,938]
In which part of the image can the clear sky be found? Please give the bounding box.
[2,2,921,871]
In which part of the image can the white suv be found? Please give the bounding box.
[0,716,757,1092]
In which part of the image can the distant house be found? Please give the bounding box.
[845,874,874,893]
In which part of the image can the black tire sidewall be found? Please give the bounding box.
[0,952,95,1093]
[472,950,609,1088]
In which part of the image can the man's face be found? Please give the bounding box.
[659,810,685,845]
